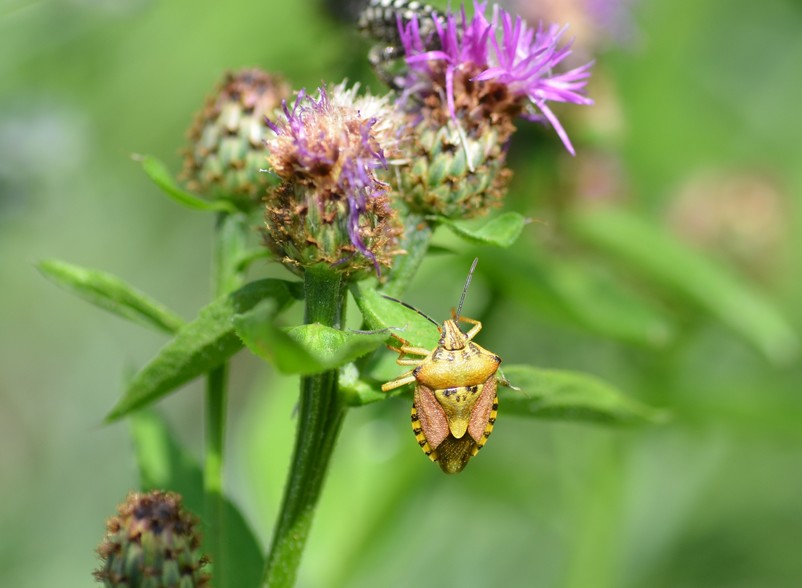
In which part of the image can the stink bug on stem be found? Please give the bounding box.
[382,258,501,474]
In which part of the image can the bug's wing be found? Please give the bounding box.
[414,385,450,450]
[467,376,498,444]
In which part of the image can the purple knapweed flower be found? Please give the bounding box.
[398,1,593,155]
[263,83,402,276]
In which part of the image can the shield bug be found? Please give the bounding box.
[381,258,501,474]
[357,0,445,88]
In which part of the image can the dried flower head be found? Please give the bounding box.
[263,82,403,276]
[94,490,209,588]
[182,68,291,207]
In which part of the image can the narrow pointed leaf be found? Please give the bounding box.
[106,279,301,421]
[501,365,668,425]
[38,259,184,334]
[440,211,528,248]
[131,410,265,588]
[352,284,440,350]
[137,154,235,213]
[234,300,387,374]
[568,208,799,363]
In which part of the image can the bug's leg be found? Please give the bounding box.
[383,334,431,391]
[382,371,418,392]
[395,357,425,366]
[387,334,431,365]
[496,368,521,391]
[386,333,410,355]
[458,316,483,341]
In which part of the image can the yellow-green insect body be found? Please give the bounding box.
[382,261,501,474]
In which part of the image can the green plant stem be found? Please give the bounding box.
[205,211,248,581]
[263,265,347,588]
[379,212,433,298]
[204,363,227,579]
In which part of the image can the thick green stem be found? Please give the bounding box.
[263,266,347,588]
[379,212,433,298]
[205,211,248,581]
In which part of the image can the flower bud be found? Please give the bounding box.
[263,83,403,277]
[94,490,209,588]
[182,68,291,207]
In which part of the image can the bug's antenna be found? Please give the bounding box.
[455,257,479,322]
[381,294,440,327]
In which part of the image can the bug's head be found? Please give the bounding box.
[440,318,468,351]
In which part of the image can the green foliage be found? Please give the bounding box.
[234,300,387,375]
[106,279,301,421]
[37,260,185,334]
[352,284,440,350]
[440,211,528,247]
[501,365,668,425]
[482,250,675,347]
[568,208,799,363]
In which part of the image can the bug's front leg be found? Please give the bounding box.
[383,334,429,392]
[387,334,432,363]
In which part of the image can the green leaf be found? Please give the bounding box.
[482,250,674,347]
[352,284,441,350]
[37,259,184,334]
[131,410,265,588]
[500,365,668,425]
[289,324,388,371]
[234,300,387,374]
[136,154,235,213]
[338,364,387,406]
[106,279,301,421]
[568,208,799,363]
[440,211,528,248]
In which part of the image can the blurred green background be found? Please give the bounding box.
[2,0,802,587]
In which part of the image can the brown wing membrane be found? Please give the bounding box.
[467,376,497,443]
[413,385,450,450]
